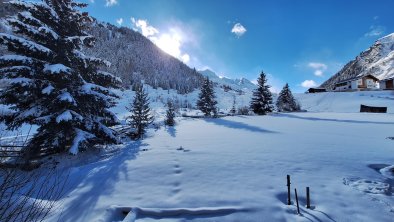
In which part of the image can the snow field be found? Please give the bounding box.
[47,112,394,222]
[2,88,394,221]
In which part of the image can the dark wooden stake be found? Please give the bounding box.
[287,175,291,205]
[306,187,311,209]
[295,188,300,214]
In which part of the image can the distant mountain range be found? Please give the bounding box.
[199,69,256,91]
[321,33,394,89]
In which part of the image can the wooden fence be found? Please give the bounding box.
[0,145,24,158]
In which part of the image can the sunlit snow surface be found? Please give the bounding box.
[1,89,394,221]
[46,111,394,222]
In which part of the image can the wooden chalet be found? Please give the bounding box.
[334,75,379,91]
[379,77,394,90]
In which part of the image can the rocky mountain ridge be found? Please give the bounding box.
[321,33,394,89]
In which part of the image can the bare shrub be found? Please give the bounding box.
[0,167,68,222]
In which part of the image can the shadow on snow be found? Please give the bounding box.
[203,118,278,134]
[274,113,394,125]
[165,126,176,138]
[57,140,147,222]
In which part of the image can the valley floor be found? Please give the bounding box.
[46,112,394,222]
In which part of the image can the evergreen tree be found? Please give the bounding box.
[230,95,236,115]
[196,77,217,117]
[126,85,153,139]
[165,100,175,126]
[250,71,273,115]
[0,0,121,159]
[276,83,300,112]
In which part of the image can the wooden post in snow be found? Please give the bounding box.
[295,188,300,214]
[306,187,311,209]
[286,175,291,205]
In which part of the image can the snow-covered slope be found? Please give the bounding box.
[84,22,204,93]
[296,91,394,113]
[111,88,394,125]
[321,33,394,89]
[110,85,253,122]
[199,69,256,91]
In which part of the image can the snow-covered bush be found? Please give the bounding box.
[237,106,250,115]
[0,167,67,222]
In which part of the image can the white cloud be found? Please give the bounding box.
[314,70,323,76]
[116,18,123,26]
[308,62,327,77]
[131,18,159,37]
[181,54,190,63]
[105,0,118,7]
[231,23,247,37]
[89,0,95,3]
[131,17,191,64]
[308,62,327,70]
[301,80,318,88]
[365,25,385,37]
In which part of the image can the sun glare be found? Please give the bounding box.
[151,29,190,63]
[154,33,181,58]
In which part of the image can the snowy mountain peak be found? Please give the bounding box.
[199,69,218,79]
[198,69,256,91]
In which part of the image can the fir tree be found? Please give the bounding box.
[250,71,273,115]
[165,100,175,126]
[230,95,236,115]
[276,83,300,112]
[126,85,153,139]
[0,0,121,159]
[196,77,217,117]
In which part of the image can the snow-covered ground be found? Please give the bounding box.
[44,110,394,222]
[296,91,394,113]
[111,87,394,121]
[1,89,394,221]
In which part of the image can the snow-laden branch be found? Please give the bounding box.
[9,0,59,20]
[69,128,95,155]
[43,64,71,75]
[41,85,54,95]
[57,91,76,105]
[0,33,53,57]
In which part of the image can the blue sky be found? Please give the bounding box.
[83,0,394,92]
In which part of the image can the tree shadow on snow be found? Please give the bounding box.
[136,208,251,221]
[56,140,148,222]
[274,113,394,125]
[203,118,278,133]
[166,126,176,137]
